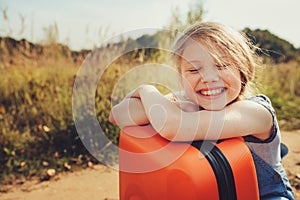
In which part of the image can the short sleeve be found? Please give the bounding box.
[248,94,274,113]
[244,94,279,143]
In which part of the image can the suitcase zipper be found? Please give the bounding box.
[191,141,237,200]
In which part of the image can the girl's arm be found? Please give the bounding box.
[134,85,273,142]
[109,97,150,126]
[109,90,199,126]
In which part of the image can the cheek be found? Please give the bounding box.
[181,74,199,88]
[179,75,198,99]
[221,70,242,89]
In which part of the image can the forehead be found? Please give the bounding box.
[181,41,213,63]
[180,39,234,65]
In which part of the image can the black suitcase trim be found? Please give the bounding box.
[191,141,237,200]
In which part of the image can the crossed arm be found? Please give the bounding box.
[109,85,272,142]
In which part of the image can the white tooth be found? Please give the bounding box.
[201,88,223,96]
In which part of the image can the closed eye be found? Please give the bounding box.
[188,65,202,73]
[188,69,199,72]
[215,64,229,70]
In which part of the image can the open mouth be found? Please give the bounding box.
[199,88,226,96]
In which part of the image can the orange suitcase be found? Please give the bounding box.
[119,125,259,200]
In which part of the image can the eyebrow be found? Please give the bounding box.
[182,59,204,64]
[181,62,203,70]
[187,59,203,63]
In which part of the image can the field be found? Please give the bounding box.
[1,1,299,198]
[0,37,299,199]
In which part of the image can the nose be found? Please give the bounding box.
[200,67,220,83]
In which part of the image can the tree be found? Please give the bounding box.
[165,0,205,32]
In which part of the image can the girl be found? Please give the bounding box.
[109,22,294,199]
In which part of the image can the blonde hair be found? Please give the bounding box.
[172,21,261,99]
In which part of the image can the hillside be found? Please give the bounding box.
[0,37,90,68]
[1,27,299,69]
[243,28,300,63]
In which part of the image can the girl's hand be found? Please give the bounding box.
[173,101,200,112]
[125,85,156,99]
[109,96,150,126]
[109,85,156,126]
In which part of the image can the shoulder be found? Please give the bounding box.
[248,94,271,103]
[247,94,276,118]
[244,94,279,142]
[230,94,273,113]
[247,94,273,107]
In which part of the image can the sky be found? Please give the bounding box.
[0,0,299,51]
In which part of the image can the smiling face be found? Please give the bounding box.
[179,41,242,110]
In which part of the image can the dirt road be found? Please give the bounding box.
[0,165,119,200]
[1,130,299,200]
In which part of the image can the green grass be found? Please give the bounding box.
[0,63,92,184]
[255,61,300,130]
